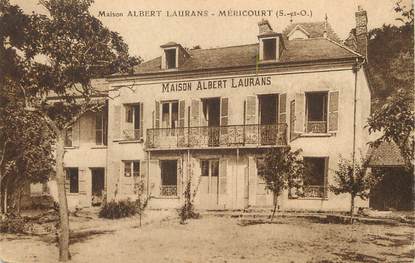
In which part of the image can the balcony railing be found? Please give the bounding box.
[306,121,327,133]
[303,185,326,198]
[122,129,141,140]
[147,123,287,149]
[160,185,177,196]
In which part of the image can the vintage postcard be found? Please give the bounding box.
[0,0,413,262]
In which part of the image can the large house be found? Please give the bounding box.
[61,7,372,211]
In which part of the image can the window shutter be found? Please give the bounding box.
[220,98,229,126]
[155,101,160,129]
[323,158,329,199]
[294,93,305,133]
[112,105,121,140]
[139,160,147,195]
[149,160,160,196]
[290,100,299,141]
[248,157,256,206]
[328,91,339,132]
[78,169,87,196]
[178,100,186,127]
[64,169,70,192]
[177,159,182,197]
[245,96,257,124]
[278,93,287,124]
[139,102,144,138]
[72,120,80,146]
[219,159,227,195]
[190,99,200,127]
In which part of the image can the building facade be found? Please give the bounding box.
[63,8,372,211]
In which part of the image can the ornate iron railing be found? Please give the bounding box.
[122,129,141,140]
[160,185,177,196]
[306,121,327,133]
[303,185,326,198]
[146,123,287,149]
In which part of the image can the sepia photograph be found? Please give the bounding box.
[0,0,414,262]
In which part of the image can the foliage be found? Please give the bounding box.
[330,156,376,219]
[367,2,414,110]
[0,214,32,234]
[99,199,137,219]
[179,176,200,224]
[258,146,304,220]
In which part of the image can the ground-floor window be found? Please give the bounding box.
[123,160,140,177]
[302,157,327,198]
[66,168,79,193]
[160,160,177,196]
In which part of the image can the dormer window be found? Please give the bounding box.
[257,19,284,62]
[165,48,177,69]
[262,38,276,60]
[160,42,190,70]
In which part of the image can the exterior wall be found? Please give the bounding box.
[101,64,371,211]
[64,111,108,208]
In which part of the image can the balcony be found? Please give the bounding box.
[306,121,327,133]
[302,185,326,198]
[122,129,141,140]
[146,124,287,150]
[160,185,177,196]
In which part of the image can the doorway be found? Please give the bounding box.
[91,168,105,206]
[258,94,278,145]
[160,160,178,196]
[202,98,221,146]
[199,159,220,209]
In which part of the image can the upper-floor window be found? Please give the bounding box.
[161,101,178,129]
[64,127,73,147]
[262,38,276,60]
[123,160,140,177]
[165,48,177,69]
[65,167,79,193]
[123,103,142,140]
[305,92,328,133]
[95,110,108,146]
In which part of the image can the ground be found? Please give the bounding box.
[0,210,413,263]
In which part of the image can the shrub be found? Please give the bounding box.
[0,214,32,234]
[99,199,137,219]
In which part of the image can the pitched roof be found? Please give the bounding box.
[131,38,359,75]
[368,141,406,167]
[282,21,341,42]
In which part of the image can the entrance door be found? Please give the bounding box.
[91,168,105,206]
[202,98,220,146]
[258,94,278,145]
[199,159,220,209]
[160,160,178,197]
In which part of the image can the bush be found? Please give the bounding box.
[99,199,137,219]
[0,214,32,234]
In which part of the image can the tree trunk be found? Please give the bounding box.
[350,194,355,224]
[3,186,7,214]
[270,193,278,222]
[56,132,70,261]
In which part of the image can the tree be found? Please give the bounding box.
[5,0,139,261]
[367,2,414,171]
[330,156,375,222]
[258,146,304,221]
[0,0,54,214]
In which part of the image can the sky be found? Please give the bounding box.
[11,0,411,61]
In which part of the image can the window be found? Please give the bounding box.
[302,157,327,198]
[123,104,141,140]
[263,38,276,60]
[66,168,79,193]
[165,49,177,69]
[305,92,328,133]
[124,160,140,177]
[160,160,177,196]
[95,110,108,145]
[161,101,178,129]
[64,127,72,147]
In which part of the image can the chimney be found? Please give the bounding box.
[355,6,368,59]
[258,19,273,34]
